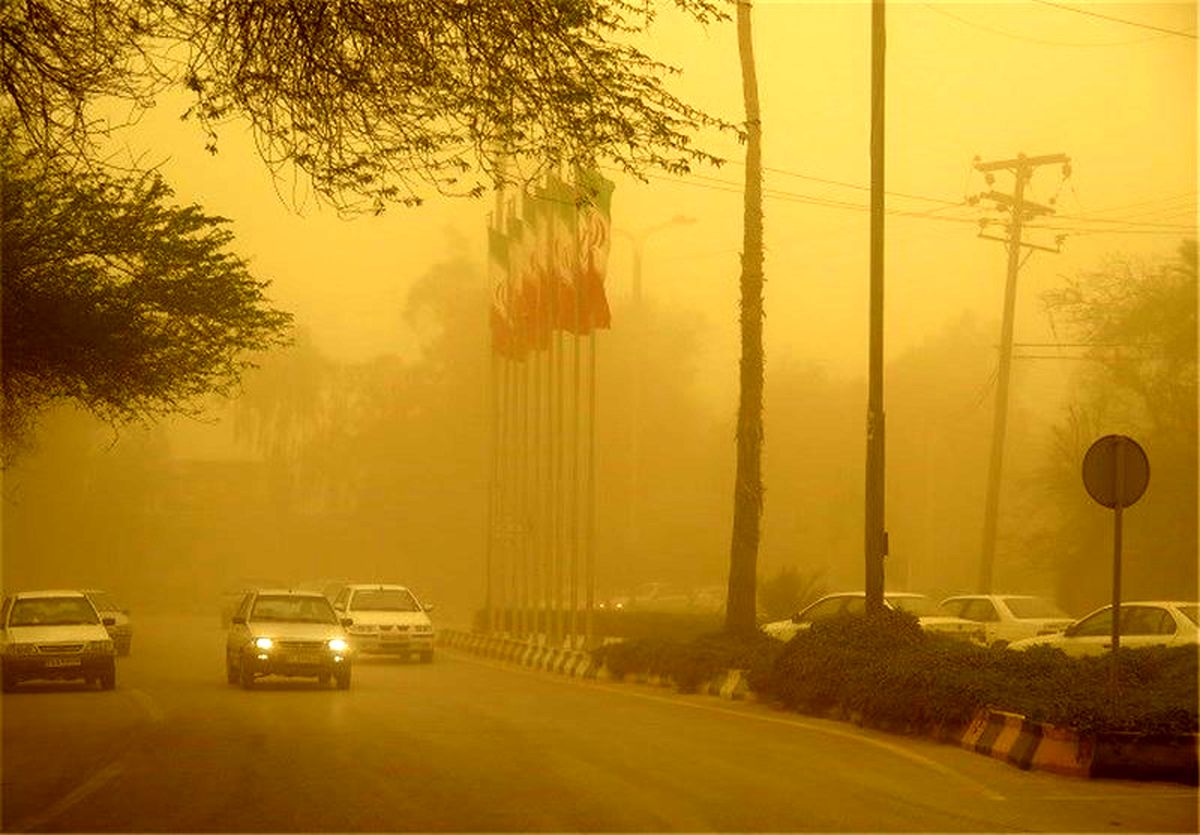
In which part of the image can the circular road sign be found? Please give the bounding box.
[1082,435,1149,509]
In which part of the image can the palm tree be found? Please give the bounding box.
[725,0,765,635]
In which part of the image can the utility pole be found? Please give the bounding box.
[974,152,1070,593]
[864,0,887,614]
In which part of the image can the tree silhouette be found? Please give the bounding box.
[1,143,291,463]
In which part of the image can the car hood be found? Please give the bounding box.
[345,610,432,628]
[6,624,111,643]
[246,621,346,640]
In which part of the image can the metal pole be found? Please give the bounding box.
[864,0,887,613]
[585,331,597,650]
[1110,439,1125,678]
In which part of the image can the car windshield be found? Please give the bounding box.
[1006,597,1070,619]
[886,595,938,617]
[251,595,337,624]
[1177,604,1199,626]
[351,589,421,612]
[9,597,99,626]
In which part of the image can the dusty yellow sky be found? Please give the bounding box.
[107,1,1196,411]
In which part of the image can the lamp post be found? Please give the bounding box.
[613,215,696,563]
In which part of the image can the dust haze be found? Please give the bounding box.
[3,2,1196,625]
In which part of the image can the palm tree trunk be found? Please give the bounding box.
[725,0,764,635]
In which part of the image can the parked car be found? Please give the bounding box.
[83,590,133,656]
[225,589,352,689]
[600,582,725,614]
[761,591,985,644]
[938,594,1074,648]
[332,584,435,662]
[1009,601,1200,657]
[1,589,117,691]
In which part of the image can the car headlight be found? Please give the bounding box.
[327,638,349,652]
[254,637,274,650]
[5,643,37,655]
[88,639,115,653]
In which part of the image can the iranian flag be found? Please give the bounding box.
[571,167,614,333]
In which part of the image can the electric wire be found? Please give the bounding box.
[921,2,1173,46]
[1028,0,1198,40]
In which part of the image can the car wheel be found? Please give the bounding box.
[99,662,116,690]
[240,658,256,690]
[226,653,240,685]
[335,667,351,690]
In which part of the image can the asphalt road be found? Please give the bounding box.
[2,615,1196,832]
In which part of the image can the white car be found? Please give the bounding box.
[1009,600,1200,657]
[938,594,1074,648]
[1,590,117,691]
[761,592,985,644]
[332,584,436,662]
[83,590,133,656]
[226,589,353,689]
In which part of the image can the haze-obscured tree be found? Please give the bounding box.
[3,1,735,211]
[1028,240,1197,610]
[757,565,826,621]
[0,142,292,464]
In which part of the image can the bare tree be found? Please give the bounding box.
[2,1,738,211]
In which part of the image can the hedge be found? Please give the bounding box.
[590,610,1199,737]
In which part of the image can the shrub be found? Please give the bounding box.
[755,614,1199,737]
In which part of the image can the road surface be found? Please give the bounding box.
[2,615,1195,832]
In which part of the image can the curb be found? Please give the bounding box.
[960,708,1197,784]
[438,630,1197,784]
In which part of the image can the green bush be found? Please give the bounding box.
[592,632,781,693]
[757,613,1198,736]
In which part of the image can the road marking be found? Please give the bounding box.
[592,682,1009,802]
[1030,790,1197,800]
[451,650,1007,801]
[6,761,124,833]
[126,688,166,724]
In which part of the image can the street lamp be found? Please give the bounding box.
[612,215,696,565]
[616,215,696,306]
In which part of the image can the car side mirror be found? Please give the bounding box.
[423,603,435,613]
[102,616,116,626]
[231,616,246,625]
[1063,624,1077,637]
[341,617,353,628]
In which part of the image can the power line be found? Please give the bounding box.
[615,167,1194,237]
[921,2,1171,46]
[1029,0,1198,40]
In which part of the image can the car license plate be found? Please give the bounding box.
[285,653,320,664]
[45,657,82,667]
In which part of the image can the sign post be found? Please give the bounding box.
[1081,435,1149,689]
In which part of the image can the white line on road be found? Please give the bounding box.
[451,651,1008,802]
[5,761,124,833]
[126,687,167,724]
